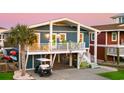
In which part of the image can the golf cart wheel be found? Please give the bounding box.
[39,73,43,77]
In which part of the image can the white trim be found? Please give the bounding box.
[77,24,80,42]
[27,49,87,55]
[35,30,77,33]
[29,21,49,29]
[29,18,100,32]
[0,29,8,34]
[90,44,124,48]
[91,32,94,41]
[112,32,117,42]
[50,21,53,51]
[100,29,124,32]
[94,31,97,64]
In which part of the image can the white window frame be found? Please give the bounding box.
[112,32,117,41]
[91,32,94,41]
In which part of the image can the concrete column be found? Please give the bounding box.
[77,53,80,69]
[50,54,52,66]
[50,21,53,51]
[94,31,97,64]
[117,48,120,65]
[77,24,80,42]
[69,54,72,66]
[58,54,60,63]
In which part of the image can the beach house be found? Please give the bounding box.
[24,18,100,70]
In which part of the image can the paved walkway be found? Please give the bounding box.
[28,66,117,80]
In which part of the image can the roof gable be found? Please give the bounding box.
[29,18,100,32]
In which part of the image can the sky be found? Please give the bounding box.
[0,13,116,29]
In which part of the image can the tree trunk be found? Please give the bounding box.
[21,45,26,76]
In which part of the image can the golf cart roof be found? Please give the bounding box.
[36,58,51,62]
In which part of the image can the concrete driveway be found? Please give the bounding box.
[28,66,117,80]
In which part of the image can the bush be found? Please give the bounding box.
[80,61,90,69]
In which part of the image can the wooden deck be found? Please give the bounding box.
[27,49,87,55]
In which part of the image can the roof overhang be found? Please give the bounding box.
[29,18,101,32]
[100,29,124,32]
[0,29,9,34]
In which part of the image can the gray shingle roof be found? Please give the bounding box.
[0,27,6,29]
[111,13,124,18]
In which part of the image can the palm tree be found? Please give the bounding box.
[7,24,37,76]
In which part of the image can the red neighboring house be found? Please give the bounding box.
[90,13,124,63]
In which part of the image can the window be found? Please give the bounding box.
[119,17,122,23]
[112,32,117,41]
[80,33,84,43]
[122,17,124,23]
[91,32,94,41]
[59,33,66,43]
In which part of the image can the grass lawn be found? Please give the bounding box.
[99,70,124,80]
[0,72,14,80]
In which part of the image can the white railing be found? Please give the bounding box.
[28,42,85,52]
[107,47,117,55]
[107,47,124,56]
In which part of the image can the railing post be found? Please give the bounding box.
[104,47,107,62]
[49,42,52,52]
[67,42,69,51]
[117,47,120,65]
[83,42,85,48]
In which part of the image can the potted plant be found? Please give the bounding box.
[80,61,90,69]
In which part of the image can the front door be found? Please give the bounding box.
[80,33,84,43]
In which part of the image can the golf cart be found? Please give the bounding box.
[34,58,52,77]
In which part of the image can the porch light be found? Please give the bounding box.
[45,34,50,39]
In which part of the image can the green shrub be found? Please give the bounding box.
[80,61,90,69]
